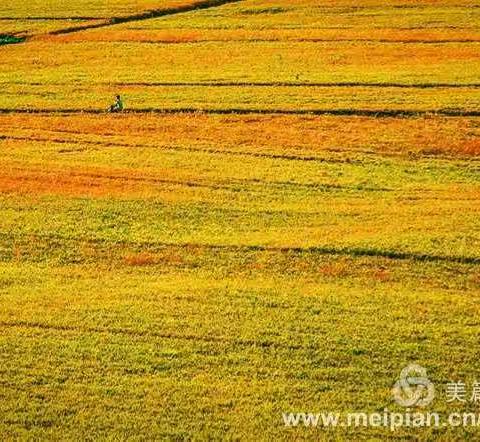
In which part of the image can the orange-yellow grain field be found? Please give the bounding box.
[0,1,479,440]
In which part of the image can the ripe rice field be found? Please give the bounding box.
[0,0,479,440]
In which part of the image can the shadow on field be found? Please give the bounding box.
[1,108,480,118]
[112,81,480,89]
[47,0,243,36]
[3,232,480,265]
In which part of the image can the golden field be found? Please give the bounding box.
[0,0,479,440]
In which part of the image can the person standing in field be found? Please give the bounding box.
[109,94,124,113]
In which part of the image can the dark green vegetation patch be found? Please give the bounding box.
[0,34,25,45]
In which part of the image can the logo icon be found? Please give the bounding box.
[392,364,435,407]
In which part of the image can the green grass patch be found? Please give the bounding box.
[0,34,25,45]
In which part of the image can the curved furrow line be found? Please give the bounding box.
[2,232,479,265]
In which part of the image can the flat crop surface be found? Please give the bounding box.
[0,0,479,440]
